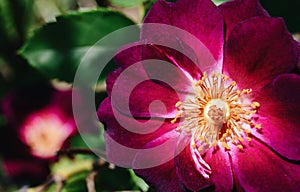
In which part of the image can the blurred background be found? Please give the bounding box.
[0,0,299,191]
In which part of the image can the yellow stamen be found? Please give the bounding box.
[171,71,260,153]
[222,142,230,150]
[246,137,252,141]
[251,101,261,109]
[255,124,262,129]
[175,101,182,107]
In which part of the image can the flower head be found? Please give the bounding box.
[98,0,300,191]
[0,85,76,183]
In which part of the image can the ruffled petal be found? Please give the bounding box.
[252,74,300,160]
[175,145,212,191]
[134,160,184,192]
[204,148,234,192]
[230,138,300,191]
[99,98,182,169]
[106,65,183,119]
[219,0,269,39]
[224,17,297,92]
[98,98,177,149]
[113,43,144,69]
[113,43,196,94]
[140,44,202,89]
[143,0,224,67]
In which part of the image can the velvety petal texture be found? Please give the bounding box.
[174,145,212,191]
[231,139,300,191]
[144,0,224,63]
[134,160,184,192]
[203,148,233,192]
[219,0,269,39]
[252,74,300,160]
[115,43,202,83]
[109,45,195,118]
[107,69,180,118]
[224,17,297,92]
[98,98,177,149]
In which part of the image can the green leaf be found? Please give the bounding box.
[94,166,138,191]
[51,157,94,179]
[62,171,90,192]
[129,169,149,192]
[46,170,90,192]
[147,0,226,5]
[0,0,34,47]
[20,9,136,82]
[44,157,93,192]
[49,157,143,191]
[212,0,229,5]
[110,0,148,8]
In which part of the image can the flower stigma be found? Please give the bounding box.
[171,72,261,152]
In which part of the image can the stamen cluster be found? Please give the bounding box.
[171,72,261,152]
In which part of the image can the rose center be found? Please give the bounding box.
[204,99,230,126]
[171,72,261,152]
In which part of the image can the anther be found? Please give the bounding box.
[175,101,182,107]
[237,144,243,150]
[251,102,260,109]
[255,124,262,129]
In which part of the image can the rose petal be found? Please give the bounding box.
[175,145,213,191]
[98,98,177,149]
[224,17,297,92]
[230,138,300,191]
[219,0,269,39]
[106,66,182,118]
[134,160,184,192]
[131,128,182,170]
[102,120,179,169]
[140,44,201,91]
[100,98,181,168]
[114,43,144,69]
[143,0,224,67]
[252,74,300,160]
[204,148,234,192]
[114,43,196,94]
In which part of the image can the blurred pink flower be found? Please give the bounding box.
[98,0,300,191]
[0,85,76,184]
